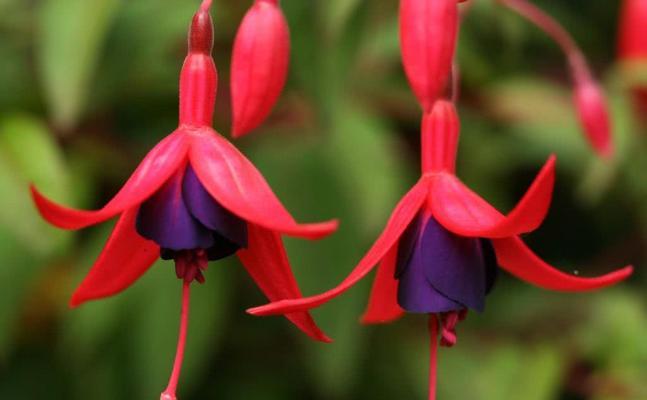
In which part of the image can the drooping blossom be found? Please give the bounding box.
[231,0,290,137]
[30,1,336,398]
[249,99,633,399]
[498,0,614,158]
[618,0,647,117]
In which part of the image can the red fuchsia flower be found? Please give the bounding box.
[30,1,336,398]
[497,0,614,158]
[400,0,459,112]
[618,0,647,117]
[231,0,289,137]
[249,99,633,399]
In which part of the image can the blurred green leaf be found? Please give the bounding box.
[0,114,73,255]
[39,0,120,129]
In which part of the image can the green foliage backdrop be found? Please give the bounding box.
[0,0,644,399]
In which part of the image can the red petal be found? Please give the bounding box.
[430,155,556,239]
[231,1,290,137]
[31,131,189,229]
[400,0,458,111]
[70,208,159,306]
[188,130,338,239]
[360,244,405,325]
[492,236,633,291]
[247,179,429,316]
[237,223,331,342]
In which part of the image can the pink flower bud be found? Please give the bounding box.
[231,0,290,138]
[399,0,458,112]
[573,81,613,158]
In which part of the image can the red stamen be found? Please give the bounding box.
[161,281,192,400]
[428,315,439,400]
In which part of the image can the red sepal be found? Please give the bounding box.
[31,131,190,230]
[248,179,429,317]
[231,0,290,137]
[360,244,405,324]
[430,155,556,239]
[237,223,331,342]
[188,129,338,239]
[70,208,159,306]
[492,236,633,291]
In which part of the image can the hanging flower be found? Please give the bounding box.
[248,99,633,399]
[231,0,290,137]
[497,0,614,158]
[618,0,647,117]
[30,1,336,399]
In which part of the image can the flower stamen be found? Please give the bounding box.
[161,281,192,400]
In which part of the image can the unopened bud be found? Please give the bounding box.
[573,81,613,158]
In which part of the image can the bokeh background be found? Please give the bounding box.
[0,0,645,399]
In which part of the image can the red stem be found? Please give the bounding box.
[161,282,192,400]
[428,315,439,400]
[498,0,591,83]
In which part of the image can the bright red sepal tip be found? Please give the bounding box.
[231,0,290,138]
[400,0,458,112]
[247,101,632,320]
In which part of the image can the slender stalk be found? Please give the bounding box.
[428,315,439,400]
[498,0,591,83]
[160,282,192,400]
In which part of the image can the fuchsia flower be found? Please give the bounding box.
[30,1,335,398]
[249,99,633,399]
[231,0,290,137]
[618,0,647,117]
[498,0,614,158]
[249,3,632,397]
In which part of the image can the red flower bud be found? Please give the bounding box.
[618,0,647,118]
[573,81,613,158]
[618,0,647,62]
[400,0,458,112]
[231,0,290,138]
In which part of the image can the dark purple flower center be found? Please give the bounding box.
[136,164,247,281]
[395,214,498,314]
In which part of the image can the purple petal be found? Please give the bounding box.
[422,217,487,312]
[397,222,463,313]
[183,165,248,248]
[136,169,214,250]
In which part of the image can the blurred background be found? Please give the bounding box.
[0,0,645,399]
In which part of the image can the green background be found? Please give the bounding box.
[0,0,645,399]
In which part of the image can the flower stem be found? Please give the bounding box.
[161,281,192,400]
[428,314,439,400]
[498,0,591,83]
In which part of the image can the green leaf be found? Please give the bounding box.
[0,114,73,255]
[39,0,121,129]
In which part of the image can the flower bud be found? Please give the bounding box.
[231,0,290,138]
[400,0,458,112]
[618,0,647,117]
[573,81,613,158]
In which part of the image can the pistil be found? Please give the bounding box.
[161,280,192,400]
